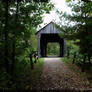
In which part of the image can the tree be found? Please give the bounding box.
[57,0,92,71]
[0,0,54,88]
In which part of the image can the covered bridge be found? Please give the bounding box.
[35,22,66,57]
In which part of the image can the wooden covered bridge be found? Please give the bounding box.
[35,22,66,57]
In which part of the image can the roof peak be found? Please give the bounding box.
[35,21,55,35]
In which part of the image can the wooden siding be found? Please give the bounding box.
[36,22,60,36]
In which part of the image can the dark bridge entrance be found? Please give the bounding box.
[40,34,64,57]
[35,22,66,57]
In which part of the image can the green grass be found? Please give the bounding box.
[61,57,72,64]
[24,58,44,89]
[30,58,44,81]
[14,58,44,90]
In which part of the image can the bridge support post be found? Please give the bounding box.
[60,43,63,57]
[38,35,41,57]
[63,39,66,56]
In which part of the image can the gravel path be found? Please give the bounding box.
[37,58,91,91]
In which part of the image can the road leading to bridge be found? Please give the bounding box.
[37,58,91,90]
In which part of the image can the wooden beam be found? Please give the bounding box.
[81,0,91,2]
[38,35,41,57]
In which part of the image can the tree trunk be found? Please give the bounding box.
[82,55,86,72]
[4,0,9,73]
[30,54,34,69]
[67,48,70,58]
[88,55,91,67]
[72,52,76,64]
[11,0,19,77]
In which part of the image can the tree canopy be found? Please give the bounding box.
[0,0,54,89]
[56,0,92,72]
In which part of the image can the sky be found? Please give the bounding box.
[42,0,72,26]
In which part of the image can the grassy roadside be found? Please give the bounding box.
[0,58,44,91]
[15,58,44,90]
[61,57,92,87]
[61,57,85,75]
[25,58,44,89]
[29,58,44,87]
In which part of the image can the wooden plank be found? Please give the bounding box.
[36,22,60,36]
[38,34,41,57]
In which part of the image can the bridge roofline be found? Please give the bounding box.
[35,21,56,35]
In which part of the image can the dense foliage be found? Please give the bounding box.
[56,0,92,71]
[0,0,53,89]
[47,43,60,56]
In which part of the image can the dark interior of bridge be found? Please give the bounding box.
[40,34,64,57]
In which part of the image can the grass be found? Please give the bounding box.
[23,58,44,89]
[30,58,44,83]
[61,57,72,64]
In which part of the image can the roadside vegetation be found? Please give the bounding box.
[0,0,53,90]
[17,58,44,90]
[47,43,60,56]
[55,0,92,87]
[61,57,92,87]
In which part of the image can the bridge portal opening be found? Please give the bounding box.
[40,34,64,57]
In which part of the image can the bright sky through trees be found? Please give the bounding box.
[43,0,72,24]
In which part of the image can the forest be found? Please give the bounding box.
[0,0,92,91]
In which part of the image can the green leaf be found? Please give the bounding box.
[66,0,71,2]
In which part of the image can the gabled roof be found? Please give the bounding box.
[35,21,58,35]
